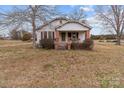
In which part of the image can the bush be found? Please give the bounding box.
[71,39,94,50]
[82,39,94,50]
[22,33,32,41]
[40,39,54,49]
[71,42,80,49]
[0,37,4,40]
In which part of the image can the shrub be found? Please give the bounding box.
[40,38,54,49]
[22,33,32,41]
[71,42,80,49]
[0,37,4,40]
[82,38,94,50]
[71,39,94,50]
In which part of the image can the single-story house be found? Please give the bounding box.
[36,17,92,49]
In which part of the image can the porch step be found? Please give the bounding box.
[57,46,66,50]
[57,43,67,50]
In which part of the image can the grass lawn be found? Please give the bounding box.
[0,40,124,88]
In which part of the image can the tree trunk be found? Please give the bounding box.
[32,30,36,48]
[32,15,37,48]
[116,35,121,45]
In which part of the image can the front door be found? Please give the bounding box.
[61,32,66,42]
[70,32,78,42]
[60,32,66,49]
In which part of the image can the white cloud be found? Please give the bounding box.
[70,5,76,8]
[80,6,94,12]
[87,16,98,24]
[86,16,100,34]
[87,16,113,35]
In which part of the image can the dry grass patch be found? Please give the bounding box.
[0,40,124,87]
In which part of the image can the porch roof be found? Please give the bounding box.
[55,21,92,31]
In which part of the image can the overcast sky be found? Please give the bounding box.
[0,5,107,36]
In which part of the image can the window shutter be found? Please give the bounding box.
[41,32,43,39]
[76,32,79,38]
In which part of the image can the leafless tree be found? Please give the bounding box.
[9,25,21,40]
[95,5,124,45]
[27,5,58,48]
[0,5,57,48]
[66,8,86,22]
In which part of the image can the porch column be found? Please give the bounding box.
[54,31,59,39]
[66,32,68,42]
[54,31,60,49]
[85,30,90,39]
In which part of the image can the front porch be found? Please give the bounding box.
[54,31,90,49]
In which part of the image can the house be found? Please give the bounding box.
[36,17,92,49]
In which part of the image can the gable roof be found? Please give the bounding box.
[55,21,92,30]
[36,17,92,31]
[36,17,68,31]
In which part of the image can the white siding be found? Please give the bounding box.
[79,32,85,42]
[57,23,89,31]
[36,19,67,44]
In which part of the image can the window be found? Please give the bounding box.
[72,32,78,41]
[48,32,52,39]
[68,32,71,38]
[44,32,47,39]
[61,32,66,41]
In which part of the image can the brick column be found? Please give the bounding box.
[85,31,90,39]
[54,31,60,49]
[56,31,60,39]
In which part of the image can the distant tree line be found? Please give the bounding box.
[91,34,124,40]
